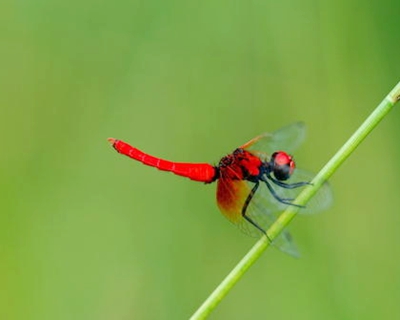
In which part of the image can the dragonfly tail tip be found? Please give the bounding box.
[107,137,116,145]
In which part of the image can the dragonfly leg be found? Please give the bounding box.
[267,174,311,189]
[262,177,305,208]
[242,182,272,242]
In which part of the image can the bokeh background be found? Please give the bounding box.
[1,1,400,319]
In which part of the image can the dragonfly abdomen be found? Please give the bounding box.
[108,138,216,182]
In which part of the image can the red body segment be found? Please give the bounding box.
[218,149,263,180]
[109,139,216,183]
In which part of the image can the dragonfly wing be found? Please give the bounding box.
[216,178,300,257]
[242,122,306,155]
[216,178,249,226]
[264,169,333,214]
[271,230,300,258]
[244,180,300,257]
[292,169,333,214]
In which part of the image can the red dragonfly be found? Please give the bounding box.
[108,123,332,256]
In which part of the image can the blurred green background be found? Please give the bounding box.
[1,0,400,319]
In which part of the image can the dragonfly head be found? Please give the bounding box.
[270,151,295,181]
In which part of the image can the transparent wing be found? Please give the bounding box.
[216,169,332,257]
[241,122,306,155]
[244,188,300,257]
[261,169,333,214]
[216,177,300,257]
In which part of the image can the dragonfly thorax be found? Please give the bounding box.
[217,148,263,180]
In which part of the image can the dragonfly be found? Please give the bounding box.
[108,122,332,257]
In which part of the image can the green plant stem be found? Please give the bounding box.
[190,81,400,320]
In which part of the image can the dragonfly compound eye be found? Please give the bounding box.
[271,151,295,181]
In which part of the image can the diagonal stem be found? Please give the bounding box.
[190,81,400,320]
